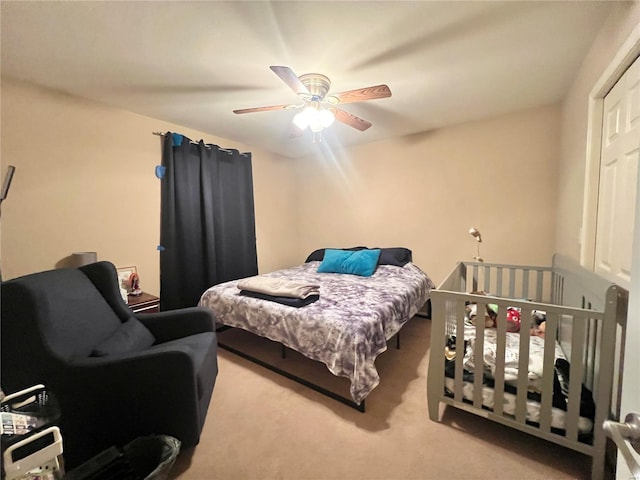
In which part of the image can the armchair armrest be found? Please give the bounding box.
[70,347,197,391]
[135,307,215,343]
[70,347,204,411]
[61,348,203,460]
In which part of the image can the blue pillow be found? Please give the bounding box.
[317,248,381,277]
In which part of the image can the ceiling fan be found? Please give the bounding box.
[233,66,391,138]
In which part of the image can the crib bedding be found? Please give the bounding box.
[461,325,566,392]
[444,323,596,434]
[443,377,594,433]
[199,261,434,404]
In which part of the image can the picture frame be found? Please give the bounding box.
[116,266,138,293]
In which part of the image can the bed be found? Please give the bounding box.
[199,247,434,410]
[427,255,628,480]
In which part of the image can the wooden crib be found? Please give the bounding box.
[427,255,628,480]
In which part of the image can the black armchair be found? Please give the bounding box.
[1,261,218,468]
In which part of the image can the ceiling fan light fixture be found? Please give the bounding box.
[293,103,335,132]
[293,107,313,130]
[234,66,391,139]
[309,120,323,133]
[318,108,335,128]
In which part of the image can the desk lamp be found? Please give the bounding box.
[469,227,484,262]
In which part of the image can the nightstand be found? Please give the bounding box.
[127,292,160,313]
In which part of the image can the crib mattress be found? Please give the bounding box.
[443,377,594,434]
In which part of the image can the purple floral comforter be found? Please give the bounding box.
[199,261,434,404]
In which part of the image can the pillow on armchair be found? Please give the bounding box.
[91,317,155,357]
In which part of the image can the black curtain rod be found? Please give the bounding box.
[152,131,248,156]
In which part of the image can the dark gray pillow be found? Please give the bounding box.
[374,247,413,267]
[91,317,155,357]
[305,246,368,263]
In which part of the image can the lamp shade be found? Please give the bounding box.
[71,251,97,267]
[293,109,311,130]
[469,227,482,242]
[318,109,335,128]
[293,103,335,133]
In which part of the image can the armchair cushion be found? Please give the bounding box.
[91,317,156,357]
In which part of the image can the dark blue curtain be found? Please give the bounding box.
[160,133,258,310]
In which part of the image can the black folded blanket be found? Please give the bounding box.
[239,290,320,308]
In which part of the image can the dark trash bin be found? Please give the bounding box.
[64,435,180,480]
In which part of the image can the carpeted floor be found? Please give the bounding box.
[170,316,594,480]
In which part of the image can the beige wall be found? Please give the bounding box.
[0,78,298,296]
[556,1,640,262]
[13,14,636,291]
[294,105,561,284]
[1,77,562,292]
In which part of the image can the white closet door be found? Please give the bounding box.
[594,56,640,289]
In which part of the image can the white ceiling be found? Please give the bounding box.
[1,1,613,158]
